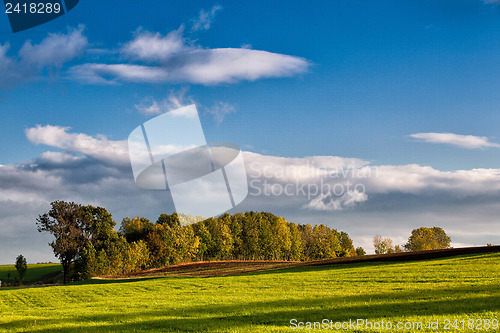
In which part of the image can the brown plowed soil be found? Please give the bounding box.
[106,260,300,279]
[106,245,500,279]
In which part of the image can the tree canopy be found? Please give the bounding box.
[15,254,27,282]
[404,227,451,252]
[37,201,118,283]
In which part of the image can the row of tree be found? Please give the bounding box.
[37,201,360,283]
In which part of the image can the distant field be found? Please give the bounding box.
[0,263,62,285]
[0,252,498,332]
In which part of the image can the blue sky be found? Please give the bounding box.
[1,0,500,263]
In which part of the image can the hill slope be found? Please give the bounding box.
[0,251,498,332]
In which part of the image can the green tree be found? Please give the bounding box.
[271,216,291,260]
[394,245,404,253]
[205,217,233,260]
[241,212,261,260]
[123,240,150,273]
[81,205,117,250]
[227,213,243,259]
[145,224,171,267]
[257,214,274,260]
[193,221,211,261]
[355,247,366,256]
[119,217,153,243]
[299,224,314,260]
[289,223,303,261]
[404,227,451,252]
[15,255,27,282]
[339,231,355,257]
[156,212,180,228]
[74,241,96,280]
[37,201,87,284]
[309,225,336,260]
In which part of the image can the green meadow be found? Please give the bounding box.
[0,263,62,285]
[0,253,498,332]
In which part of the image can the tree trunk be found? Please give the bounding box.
[62,262,71,284]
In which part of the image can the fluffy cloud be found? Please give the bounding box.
[243,151,500,211]
[0,26,88,88]
[19,25,88,69]
[25,125,129,167]
[122,27,187,63]
[409,132,500,149]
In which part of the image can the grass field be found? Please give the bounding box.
[0,263,62,285]
[0,252,498,332]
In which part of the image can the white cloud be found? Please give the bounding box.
[191,5,222,32]
[0,26,88,88]
[71,46,309,85]
[409,132,500,149]
[19,25,88,69]
[25,125,129,167]
[122,27,187,62]
[244,151,500,212]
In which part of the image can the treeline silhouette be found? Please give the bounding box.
[36,201,358,282]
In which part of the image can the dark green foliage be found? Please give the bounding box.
[73,242,96,280]
[36,201,88,284]
[15,255,27,281]
[355,247,366,256]
[156,212,180,228]
[119,217,153,243]
[38,201,148,282]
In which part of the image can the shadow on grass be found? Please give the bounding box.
[2,282,498,332]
